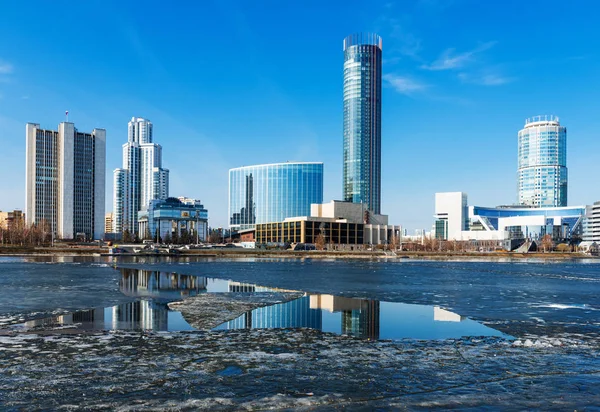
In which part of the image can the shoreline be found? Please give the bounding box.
[0,246,596,261]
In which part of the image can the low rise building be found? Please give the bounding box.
[138,197,208,242]
[434,192,585,249]
[255,200,400,249]
[582,201,600,242]
[0,210,25,229]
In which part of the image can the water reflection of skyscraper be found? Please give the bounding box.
[219,296,322,330]
[310,295,380,340]
[120,269,207,299]
[218,295,380,338]
[112,300,169,331]
[24,308,105,330]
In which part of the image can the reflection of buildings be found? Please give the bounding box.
[24,301,171,331]
[219,296,322,330]
[227,281,280,293]
[310,294,380,340]
[25,308,105,330]
[219,294,379,339]
[111,300,168,331]
[433,306,464,322]
[120,269,207,300]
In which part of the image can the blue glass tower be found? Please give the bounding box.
[518,115,567,207]
[343,33,382,214]
[228,162,324,230]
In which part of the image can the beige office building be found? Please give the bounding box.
[26,122,106,240]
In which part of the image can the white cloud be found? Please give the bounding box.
[458,72,514,86]
[421,41,496,70]
[0,61,13,75]
[383,74,428,95]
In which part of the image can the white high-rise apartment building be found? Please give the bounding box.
[113,117,169,235]
[25,122,106,240]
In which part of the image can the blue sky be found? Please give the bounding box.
[0,0,599,231]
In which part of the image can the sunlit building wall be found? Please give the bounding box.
[26,122,106,240]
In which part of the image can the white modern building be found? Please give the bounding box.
[113,117,169,235]
[582,201,600,242]
[26,122,106,240]
[518,115,567,208]
[434,192,468,240]
[434,192,585,247]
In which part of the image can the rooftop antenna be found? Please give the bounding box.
[65,110,69,122]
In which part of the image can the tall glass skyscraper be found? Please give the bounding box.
[229,162,323,231]
[343,33,382,214]
[518,115,567,207]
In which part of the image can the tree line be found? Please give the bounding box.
[0,220,51,246]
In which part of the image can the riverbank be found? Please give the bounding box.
[0,245,596,261]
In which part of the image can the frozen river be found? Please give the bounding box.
[0,256,599,409]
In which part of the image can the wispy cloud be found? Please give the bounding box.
[383,74,428,95]
[0,61,13,75]
[421,41,496,70]
[374,11,424,64]
[458,72,514,86]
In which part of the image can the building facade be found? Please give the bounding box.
[104,213,114,235]
[0,210,25,229]
[434,192,468,240]
[343,33,382,214]
[518,115,567,207]
[255,200,400,248]
[433,192,585,247]
[228,162,324,231]
[137,197,208,242]
[26,122,105,240]
[113,117,169,235]
[582,201,600,242]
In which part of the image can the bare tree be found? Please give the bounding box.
[541,234,554,253]
[208,230,221,244]
[315,233,326,251]
[389,233,399,251]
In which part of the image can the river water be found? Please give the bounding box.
[0,256,599,409]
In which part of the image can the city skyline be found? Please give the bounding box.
[1,1,600,231]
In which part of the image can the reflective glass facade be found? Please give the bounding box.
[518,116,567,207]
[229,163,324,230]
[343,33,382,214]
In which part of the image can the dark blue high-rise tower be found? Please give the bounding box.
[343,33,382,214]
